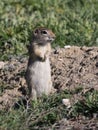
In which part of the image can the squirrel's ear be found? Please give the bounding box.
[33,29,39,36]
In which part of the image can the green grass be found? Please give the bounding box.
[0,91,69,130]
[0,0,98,60]
[0,89,98,130]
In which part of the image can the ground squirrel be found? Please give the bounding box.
[26,27,55,100]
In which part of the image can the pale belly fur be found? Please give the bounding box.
[26,58,52,98]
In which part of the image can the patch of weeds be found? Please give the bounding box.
[0,89,98,130]
[71,90,98,117]
[0,108,28,130]
[0,90,71,130]
[26,94,68,129]
[0,0,98,60]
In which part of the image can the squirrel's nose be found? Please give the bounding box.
[49,37,55,42]
[49,34,56,41]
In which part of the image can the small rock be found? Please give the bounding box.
[64,45,71,49]
[62,99,71,108]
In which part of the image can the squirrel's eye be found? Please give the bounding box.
[41,30,47,34]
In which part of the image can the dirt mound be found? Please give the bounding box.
[51,46,98,91]
[0,46,98,110]
[0,46,98,129]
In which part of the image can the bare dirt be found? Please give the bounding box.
[51,46,98,91]
[0,46,98,129]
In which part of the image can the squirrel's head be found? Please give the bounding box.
[32,27,55,45]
